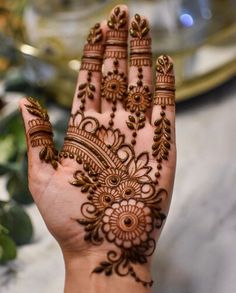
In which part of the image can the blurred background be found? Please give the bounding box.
[0,0,235,292]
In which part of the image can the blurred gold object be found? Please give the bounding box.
[2,0,236,106]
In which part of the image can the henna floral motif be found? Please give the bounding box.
[25,97,58,169]
[102,199,153,248]
[61,110,168,287]
[101,59,127,127]
[101,60,127,103]
[125,67,152,145]
[126,84,152,113]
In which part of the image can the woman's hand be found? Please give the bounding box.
[19,5,176,293]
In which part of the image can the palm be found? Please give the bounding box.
[20,5,176,288]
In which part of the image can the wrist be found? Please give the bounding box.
[62,250,153,293]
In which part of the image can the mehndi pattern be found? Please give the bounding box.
[25,97,58,169]
[61,111,167,287]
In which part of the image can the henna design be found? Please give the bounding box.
[101,59,127,127]
[77,23,104,111]
[154,55,175,106]
[25,97,58,169]
[104,7,128,60]
[152,111,171,183]
[61,111,168,287]
[126,67,152,145]
[80,23,104,72]
[77,71,96,112]
[152,55,175,182]
[130,14,152,67]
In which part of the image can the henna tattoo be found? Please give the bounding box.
[152,55,175,182]
[25,97,58,169]
[152,111,171,183]
[101,59,127,127]
[126,67,152,145]
[80,23,104,72]
[104,7,128,60]
[154,55,175,106]
[61,111,168,287]
[77,71,96,112]
[130,14,152,67]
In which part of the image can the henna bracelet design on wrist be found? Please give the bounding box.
[61,111,168,287]
[25,97,58,169]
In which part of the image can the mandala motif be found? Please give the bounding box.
[102,199,153,248]
[117,180,142,199]
[92,186,120,210]
[126,85,152,113]
[101,71,127,103]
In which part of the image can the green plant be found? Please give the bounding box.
[0,110,33,264]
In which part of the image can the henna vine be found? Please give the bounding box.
[152,55,175,181]
[61,111,168,287]
[77,71,96,112]
[25,97,58,169]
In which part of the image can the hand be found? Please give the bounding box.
[20,5,176,293]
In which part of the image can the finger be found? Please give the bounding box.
[71,22,106,114]
[125,14,153,146]
[151,55,176,185]
[101,5,129,124]
[19,97,58,171]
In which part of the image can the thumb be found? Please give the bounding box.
[19,97,58,170]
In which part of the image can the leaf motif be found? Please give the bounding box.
[77,90,85,98]
[77,218,91,225]
[136,153,149,170]
[79,83,87,90]
[89,84,96,91]
[126,122,135,130]
[128,115,135,123]
[127,159,136,177]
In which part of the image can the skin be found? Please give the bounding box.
[19,5,176,293]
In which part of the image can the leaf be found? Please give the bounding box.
[77,218,90,226]
[88,92,94,99]
[77,90,85,98]
[137,122,145,130]
[1,203,33,245]
[128,115,135,123]
[93,266,105,274]
[89,84,95,92]
[0,234,17,263]
[7,172,33,205]
[136,153,149,170]
[78,83,87,90]
[105,267,112,276]
[126,122,135,130]
[81,185,90,193]
[100,261,111,267]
